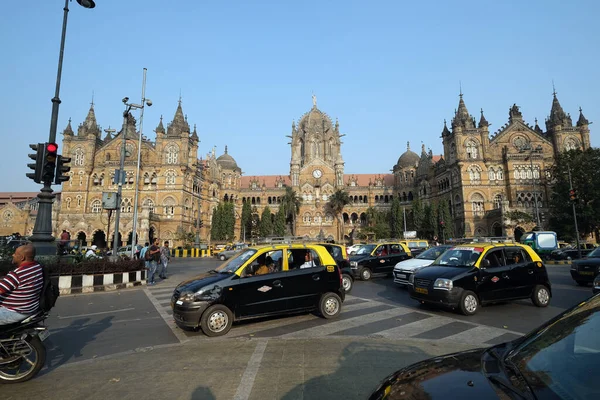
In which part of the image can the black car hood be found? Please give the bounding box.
[415,265,472,280]
[176,271,232,293]
[573,257,600,265]
[369,349,504,400]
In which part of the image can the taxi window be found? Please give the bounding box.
[241,250,284,277]
[390,244,402,254]
[483,249,506,268]
[504,247,529,265]
[375,245,389,256]
[327,246,343,261]
[288,248,321,269]
[436,247,484,267]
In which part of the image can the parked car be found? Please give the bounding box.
[347,244,365,255]
[551,248,592,261]
[409,243,551,315]
[369,293,600,400]
[399,240,430,257]
[570,247,600,286]
[217,243,248,261]
[393,245,453,286]
[349,243,412,281]
[171,243,345,336]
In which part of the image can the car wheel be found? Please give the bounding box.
[342,274,353,293]
[458,291,479,316]
[360,268,372,281]
[319,293,342,319]
[219,255,226,261]
[576,281,588,287]
[531,285,551,307]
[200,305,233,337]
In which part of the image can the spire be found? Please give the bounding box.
[156,115,165,134]
[191,123,199,141]
[577,107,589,127]
[62,118,74,136]
[534,118,544,135]
[441,119,451,136]
[421,143,426,155]
[167,99,190,136]
[78,103,101,136]
[104,126,115,141]
[451,92,476,129]
[508,104,522,123]
[407,141,411,151]
[224,145,228,154]
[546,89,572,130]
[478,109,489,128]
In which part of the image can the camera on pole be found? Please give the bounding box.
[26,143,45,183]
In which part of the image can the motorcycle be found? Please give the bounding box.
[0,313,48,383]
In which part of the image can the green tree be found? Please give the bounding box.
[437,200,454,241]
[175,228,196,250]
[411,198,424,233]
[549,148,600,240]
[224,202,236,241]
[328,189,351,242]
[210,206,222,240]
[421,203,437,239]
[259,206,274,237]
[390,197,404,238]
[240,201,252,241]
[281,186,302,235]
[250,207,261,242]
[273,206,286,236]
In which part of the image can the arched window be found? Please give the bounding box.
[325,213,334,223]
[449,143,456,160]
[165,170,176,185]
[303,213,311,223]
[493,194,503,209]
[74,148,85,166]
[143,198,155,213]
[76,195,82,208]
[121,198,132,213]
[166,145,179,164]
[468,165,481,184]
[65,197,72,210]
[496,168,503,180]
[91,199,101,213]
[471,193,485,216]
[163,197,176,217]
[465,140,478,159]
[489,168,496,181]
[564,137,580,151]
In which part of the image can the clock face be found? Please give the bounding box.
[313,169,322,179]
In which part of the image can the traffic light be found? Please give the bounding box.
[42,142,58,183]
[26,143,45,183]
[569,189,578,203]
[54,155,72,185]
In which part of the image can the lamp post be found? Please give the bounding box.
[567,165,582,260]
[130,68,151,258]
[30,0,95,255]
[520,144,543,228]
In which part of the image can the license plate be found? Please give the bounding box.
[415,287,428,295]
[579,271,594,276]
[38,329,50,342]
[176,300,183,305]
[396,273,406,279]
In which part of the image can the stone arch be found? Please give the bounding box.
[76,231,87,246]
[491,222,503,237]
[342,212,349,223]
[474,226,486,237]
[350,212,359,224]
[360,212,367,225]
[92,230,106,248]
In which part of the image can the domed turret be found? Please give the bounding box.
[396,142,419,169]
[216,146,241,172]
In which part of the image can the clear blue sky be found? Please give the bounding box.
[2,0,599,191]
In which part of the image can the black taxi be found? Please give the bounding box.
[171,244,345,336]
[408,243,551,315]
[349,242,412,280]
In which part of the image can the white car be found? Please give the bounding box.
[347,244,365,255]
[393,245,452,286]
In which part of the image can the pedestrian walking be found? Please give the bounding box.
[147,239,161,285]
[139,242,150,270]
[159,241,171,279]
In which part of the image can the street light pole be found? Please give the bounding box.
[567,165,582,259]
[30,0,95,255]
[111,104,131,259]
[130,68,149,258]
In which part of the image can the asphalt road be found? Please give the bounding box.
[4,258,595,399]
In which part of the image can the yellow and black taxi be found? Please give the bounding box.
[570,246,600,286]
[349,242,412,281]
[315,243,355,293]
[171,244,345,336]
[369,293,600,400]
[408,243,551,315]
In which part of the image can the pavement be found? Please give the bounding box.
[2,258,595,399]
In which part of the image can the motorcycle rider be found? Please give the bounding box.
[0,244,43,325]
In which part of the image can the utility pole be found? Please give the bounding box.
[111,106,130,259]
[567,165,582,259]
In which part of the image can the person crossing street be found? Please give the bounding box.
[159,241,171,279]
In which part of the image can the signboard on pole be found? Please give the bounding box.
[102,192,118,210]
[403,231,417,239]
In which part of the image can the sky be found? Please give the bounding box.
[1,0,599,192]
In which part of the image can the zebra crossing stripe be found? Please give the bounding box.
[374,315,459,339]
[441,325,519,345]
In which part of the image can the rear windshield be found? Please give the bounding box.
[434,247,484,267]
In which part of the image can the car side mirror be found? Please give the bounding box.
[481,259,490,269]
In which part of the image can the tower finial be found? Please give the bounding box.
[225,145,228,154]
[459,81,462,97]
[312,93,317,108]
[407,141,410,151]
[91,91,94,107]
[552,80,556,97]
[178,89,182,105]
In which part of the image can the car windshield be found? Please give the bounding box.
[506,295,600,399]
[216,249,257,273]
[417,246,450,260]
[355,245,376,255]
[587,247,600,258]
[433,247,484,267]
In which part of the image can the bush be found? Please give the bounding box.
[0,258,144,277]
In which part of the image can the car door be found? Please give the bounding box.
[234,249,291,318]
[477,248,513,302]
[285,248,327,311]
[503,247,535,298]
[370,244,392,273]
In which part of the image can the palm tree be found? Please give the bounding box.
[328,189,350,242]
[281,186,301,236]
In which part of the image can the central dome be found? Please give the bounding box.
[396,142,419,168]
[216,146,240,171]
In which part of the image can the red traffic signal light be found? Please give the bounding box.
[46,143,58,153]
[569,189,578,202]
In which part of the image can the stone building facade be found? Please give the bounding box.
[0,91,592,245]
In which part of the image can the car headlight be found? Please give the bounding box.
[178,290,207,302]
[408,274,415,284]
[350,261,358,267]
[433,278,453,290]
[594,275,600,287]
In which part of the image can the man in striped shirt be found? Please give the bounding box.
[0,244,44,325]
